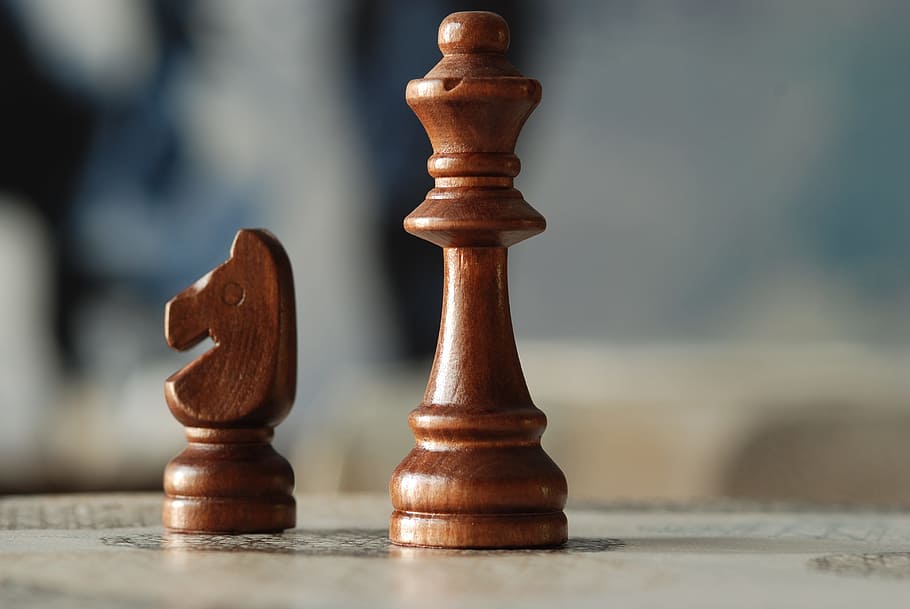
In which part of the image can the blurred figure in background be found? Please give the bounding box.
[0,1,93,372]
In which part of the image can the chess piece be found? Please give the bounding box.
[389,11,568,548]
[163,229,297,533]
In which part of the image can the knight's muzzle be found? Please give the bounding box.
[164,282,210,351]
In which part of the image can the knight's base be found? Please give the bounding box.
[389,510,567,548]
[163,495,295,534]
[162,430,296,534]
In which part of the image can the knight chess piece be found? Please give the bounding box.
[389,11,568,548]
[163,229,297,533]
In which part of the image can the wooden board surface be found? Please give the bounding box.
[0,493,908,608]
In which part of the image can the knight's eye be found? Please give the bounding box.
[222,282,245,306]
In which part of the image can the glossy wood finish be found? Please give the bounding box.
[163,229,297,533]
[389,11,568,548]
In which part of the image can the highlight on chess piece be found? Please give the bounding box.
[389,11,568,548]
[163,229,297,533]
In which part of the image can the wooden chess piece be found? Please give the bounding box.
[163,229,297,533]
[389,11,568,548]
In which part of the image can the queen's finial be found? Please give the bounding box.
[438,11,509,55]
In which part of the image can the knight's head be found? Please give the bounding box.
[166,231,268,349]
[164,229,296,427]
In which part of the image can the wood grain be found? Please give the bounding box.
[163,229,297,533]
[389,11,568,548]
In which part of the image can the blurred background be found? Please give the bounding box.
[1,0,908,505]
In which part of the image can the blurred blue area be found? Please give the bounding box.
[803,17,910,302]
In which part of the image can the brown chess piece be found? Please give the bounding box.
[163,229,297,533]
[389,11,568,548]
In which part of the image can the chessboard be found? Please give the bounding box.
[1,493,908,608]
